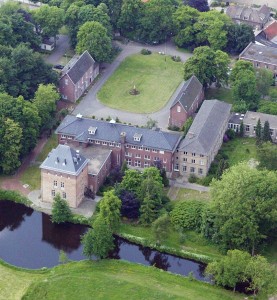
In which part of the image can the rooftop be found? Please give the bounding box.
[40,144,89,175]
[229,112,245,125]
[239,42,277,66]
[61,51,96,84]
[170,76,203,111]
[178,100,231,155]
[264,20,277,41]
[244,111,277,128]
[56,115,182,152]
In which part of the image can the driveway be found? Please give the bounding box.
[46,35,70,65]
[73,40,192,130]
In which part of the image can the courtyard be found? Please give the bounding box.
[97,53,183,114]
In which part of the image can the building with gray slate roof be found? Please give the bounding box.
[226,4,271,30]
[169,75,204,128]
[59,51,99,102]
[228,112,245,133]
[239,42,277,76]
[174,100,231,178]
[40,145,90,208]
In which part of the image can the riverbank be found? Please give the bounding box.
[0,259,242,300]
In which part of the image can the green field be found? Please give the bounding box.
[17,260,243,300]
[98,53,183,113]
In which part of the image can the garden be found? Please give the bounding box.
[97,53,183,113]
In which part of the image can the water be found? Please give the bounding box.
[0,200,208,282]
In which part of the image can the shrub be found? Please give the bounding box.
[141,49,152,55]
[226,129,236,140]
[171,55,181,62]
[171,200,207,232]
[51,194,72,224]
[168,125,180,131]
[188,174,197,183]
[0,189,31,206]
[197,175,214,186]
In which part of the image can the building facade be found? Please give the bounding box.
[169,76,204,128]
[59,51,99,102]
[174,100,231,178]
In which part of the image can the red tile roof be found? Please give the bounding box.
[264,21,277,40]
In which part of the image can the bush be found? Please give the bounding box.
[171,200,207,232]
[188,174,197,183]
[168,125,180,131]
[141,49,152,55]
[171,55,181,62]
[226,129,236,140]
[196,175,214,186]
[0,189,31,206]
[51,194,72,224]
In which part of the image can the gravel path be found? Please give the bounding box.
[73,40,192,130]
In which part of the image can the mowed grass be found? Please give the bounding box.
[22,260,242,300]
[206,87,233,104]
[20,165,41,190]
[173,187,211,202]
[98,53,183,113]
[220,137,257,167]
[36,134,58,163]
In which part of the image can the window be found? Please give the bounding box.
[131,145,136,149]
[54,180,57,187]
[144,155,151,160]
[270,129,274,136]
[177,105,181,112]
[95,140,100,144]
[256,62,259,67]
[135,154,141,158]
[152,149,158,153]
[144,162,150,168]
[192,153,196,157]
[154,157,160,161]
[191,159,195,164]
[190,167,195,173]
[102,142,107,146]
[183,158,187,162]
[163,158,167,163]
[200,160,205,166]
[109,142,115,147]
[200,154,204,157]
[126,158,132,166]
[116,143,121,148]
[65,79,68,85]
[245,125,250,132]
[134,160,141,167]
[254,126,256,133]
[174,163,179,171]
[125,152,132,157]
[62,192,66,199]
[182,165,187,172]
[184,151,188,155]
[126,145,129,148]
[198,168,203,175]
[159,150,164,154]
[51,190,55,197]
[61,182,64,188]
[145,147,150,151]
[138,146,143,150]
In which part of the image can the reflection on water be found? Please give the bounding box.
[0,201,209,282]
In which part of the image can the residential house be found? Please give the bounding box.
[169,75,204,128]
[243,111,277,142]
[239,42,277,77]
[40,37,55,52]
[226,4,271,30]
[40,144,89,208]
[59,51,99,102]
[256,20,277,47]
[174,100,231,178]
[228,112,245,133]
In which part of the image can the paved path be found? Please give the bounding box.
[73,40,192,130]
[46,35,70,65]
[172,180,210,192]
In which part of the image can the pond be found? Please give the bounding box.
[0,200,209,282]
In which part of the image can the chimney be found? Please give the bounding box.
[76,150,80,160]
[188,131,195,139]
[120,132,126,144]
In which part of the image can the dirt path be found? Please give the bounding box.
[0,134,48,196]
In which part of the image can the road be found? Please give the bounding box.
[46,35,70,65]
[73,40,192,130]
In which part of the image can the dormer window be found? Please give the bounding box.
[133,133,142,142]
[88,126,97,135]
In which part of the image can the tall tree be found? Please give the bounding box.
[76,21,112,62]
[152,214,170,244]
[51,193,72,224]
[119,169,142,197]
[256,69,274,98]
[0,118,22,174]
[262,120,272,143]
[184,0,209,12]
[255,119,262,145]
[229,60,255,84]
[257,142,277,171]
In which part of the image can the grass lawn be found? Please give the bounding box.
[20,165,41,190]
[36,134,58,163]
[98,53,183,113]
[22,260,242,300]
[220,137,257,167]
[174,187,210,202]
[206,87,233,104]
[118,223,222,261]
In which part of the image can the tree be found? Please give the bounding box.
[119,169,142,197]
[245,255,276,297]
[229,60,255,84]
[239,121,244,137]
[184,46,229,88]
[184,0,209,12]
[152,214,170,244]
[257,142,277,170]
[262,120,272,142]
[99,190,121,230]
[140,194,159,225]
[33,84,60,131]
[226,23,255,54]
[32,5,64,44]
[255,118,262,145]
[59,250,69,264]
[206,250,251,292]
[182,116,193,137]
[256,69,274,98]
[76,21,112,62]
[51,193,72,224]
[82,216,114,259]
[209,163,277,254]
[0,118,22,174]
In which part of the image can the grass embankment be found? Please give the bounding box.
[20,260,242,300]
[20,134,58,191]
[98,53,183,113]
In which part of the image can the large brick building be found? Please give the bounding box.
[169,76,204,128]
[59,51,99,102]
